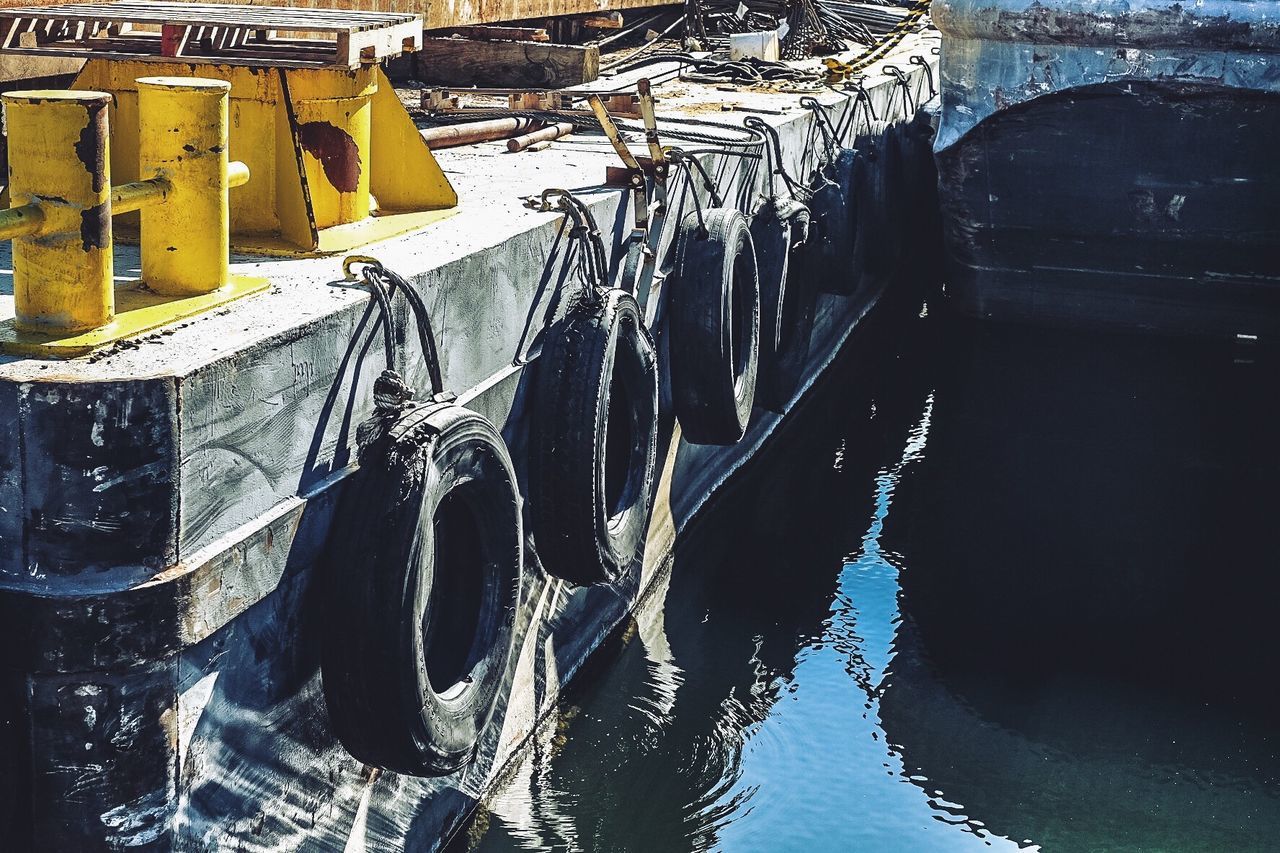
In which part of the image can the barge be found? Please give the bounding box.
[0,3,941,848]
[932,0,1280,337]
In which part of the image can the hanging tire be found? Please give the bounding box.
[902,113,941,235]
[321,401,523,777]
[670,207,760,445]
[898,113,945,287]
[853,120,901,281]
[752,199,817,412]
[529,287,659,586]
[810,148,859,294]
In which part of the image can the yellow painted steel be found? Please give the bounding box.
[0,203,46,240]
[289,67,374,228]
[0,277,269,358]
[0,79,268,359]
[137,77,235,295]
[72,60,457,255]
[3,89,114,333]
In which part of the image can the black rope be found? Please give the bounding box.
[800,96,841,166]
[667,148,725,208]
[344,256,451,406]
[909,54,936,99]
[883,64,917,115]
[743,115,809,201]
[536,188,611,307]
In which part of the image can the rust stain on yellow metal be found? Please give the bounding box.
[3,89,114,333]
[74,59,457,255]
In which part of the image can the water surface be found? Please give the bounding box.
[468,314,1280,852]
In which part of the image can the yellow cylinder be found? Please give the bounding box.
[3,89,113,333]
[292,68,374,228]
[137,76,232,296]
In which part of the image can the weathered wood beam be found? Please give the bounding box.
[126,0,681,33]
[435,25,550,42]
[418,37,600,88]
[581,12,624,29]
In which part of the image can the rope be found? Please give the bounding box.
[909,53,936,99]
[667,148,725,208]
[883,64,917,115]
[743,115,810,202]
[342,256,455,450]
[800,95,841,165]
[831,0,931,76]
[533,188,612,308]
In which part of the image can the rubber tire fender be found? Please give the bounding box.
[320,401,523,777]
[670,207,761,445]
[898,112,945,287]
[813,147,861,295]
[853,120,901,280]
[529,287,659,586]
[805,148,857,294]
[752,199,817,412]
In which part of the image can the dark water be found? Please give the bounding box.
[468,312,1280,852]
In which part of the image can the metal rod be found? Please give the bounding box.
[420,117,542,149]
[506,122,575,152]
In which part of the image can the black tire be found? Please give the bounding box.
[753,200,817,412]
[670,207,760,445]
[811,148,859,294]
[854,120,899,280]
[530,288,659,586]
[899,113,945,286]
[321,402,522,777]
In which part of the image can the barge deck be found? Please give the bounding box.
[0,18,940,849]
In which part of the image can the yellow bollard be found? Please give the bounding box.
[136,77,233,296]
[3,90,113,333]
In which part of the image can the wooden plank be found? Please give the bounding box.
[419,36,599,88]
[160,22,188,56]
[437,25,549,42]
[580,12,623,29]
[0,0,682,33]
[0,3,417,32]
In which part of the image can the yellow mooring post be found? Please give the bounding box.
[134,77,236,295]
[1,90,113,333]
[0,79,268,358]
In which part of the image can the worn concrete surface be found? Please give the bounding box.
[0,32,939,850]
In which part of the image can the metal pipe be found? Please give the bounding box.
[506,122,576,152]
[111,162,247,216]
[0,203,46,240]
[111,176,172,216]
[420,117,541,149]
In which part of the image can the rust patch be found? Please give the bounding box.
[297,121,361,193]
[73,101,109,194]
[80,201,109,251]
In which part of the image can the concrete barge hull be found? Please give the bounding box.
[0,45,939,851]
[933,0,1280,337]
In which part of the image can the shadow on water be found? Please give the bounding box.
[469,306,1280,852]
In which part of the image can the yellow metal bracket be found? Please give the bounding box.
[74,61,458,257]
[0,276,269,358]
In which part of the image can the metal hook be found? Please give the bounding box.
[343,254,382,281]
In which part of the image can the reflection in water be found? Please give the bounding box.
[470,316,1280,853]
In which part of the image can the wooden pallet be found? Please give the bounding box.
[0,2,421,68]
